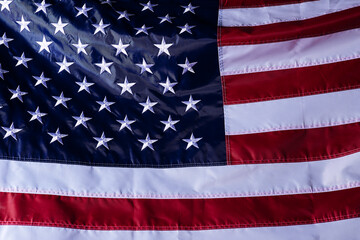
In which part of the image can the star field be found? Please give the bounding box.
[0,0,225,167]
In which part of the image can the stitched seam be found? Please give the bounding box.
[221,5,360,27]
[217,7,229,165]
[222,76,229,165]
[221,0,316,9]
[0,213,358,230]
[223,106,231,164]
[224,85,360,105]
[230,147,360,163]
[0,156,225,168]
[226,118,360,135]
[226,135,231,165]
[221,24,360,46]
[1,183,359,199]
[222,55,360,76]
[218,17,224,73]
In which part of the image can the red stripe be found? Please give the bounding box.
[219,7,360,46]
[227,122,360,165]
[0,188,359,230]
[223,58,360,105]
[221,0,316,9]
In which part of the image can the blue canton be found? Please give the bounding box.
[0,0,225,167]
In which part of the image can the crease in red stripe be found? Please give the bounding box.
[223,58,360,105]
[228,122,360,164]
[219,6,360,46]
[221,0,316,9]
[0,188,360,230]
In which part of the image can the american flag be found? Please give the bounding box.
[0,0,359,239]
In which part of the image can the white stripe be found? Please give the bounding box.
[219,0,360,27]
[1,218,359,240]
[219,27,360,76]
[224,88,360,135]
[1,150,360,198]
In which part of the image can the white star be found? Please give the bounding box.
[9,86,27,102]
[33,72,51,88]
[56,57,73,73]
[182,95,201,112]
[112,39,130,56]
[97,96,115,112]
[0,64,8,80]
[2,122,21,140]
[158,14,174,24]
[178,23,195,34]
[138,134,157,151]
[139,97,158,113]
[0,0,12,12]
[161,115,179,132]
[72,38,88,55]
[51,17,68,35]
[117,115,135,131]
[28,107,47,124]
[75,4,92,17]
[159,77,177,94]
[181,3,198,14]
[94,132,113,149]
[135,24,152,35]
[34,0,51,14]
[76,77,94,94]
[140,1,157,12]
[53,92,71,108]
[92,19,110,35]
[48,128,67,145]
[117,10,133,21]
[36,35,52,53]
[154,37,173,56]
[183,133,202,149]
[95,57,113,74]
[136,58,154,74]
[117,76,136,95]
[0,33,13,48]
[14,52,32,68]
[178,57,197,74]
[73,112,91,128]
[16,15,31,32]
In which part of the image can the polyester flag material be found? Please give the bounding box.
[0,0,359,239]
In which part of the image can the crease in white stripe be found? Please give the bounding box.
[1,218,360,240]
[0,149,360,198]
[224,88,360,135]
[219,0,360,27]
[219,27,360,76]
